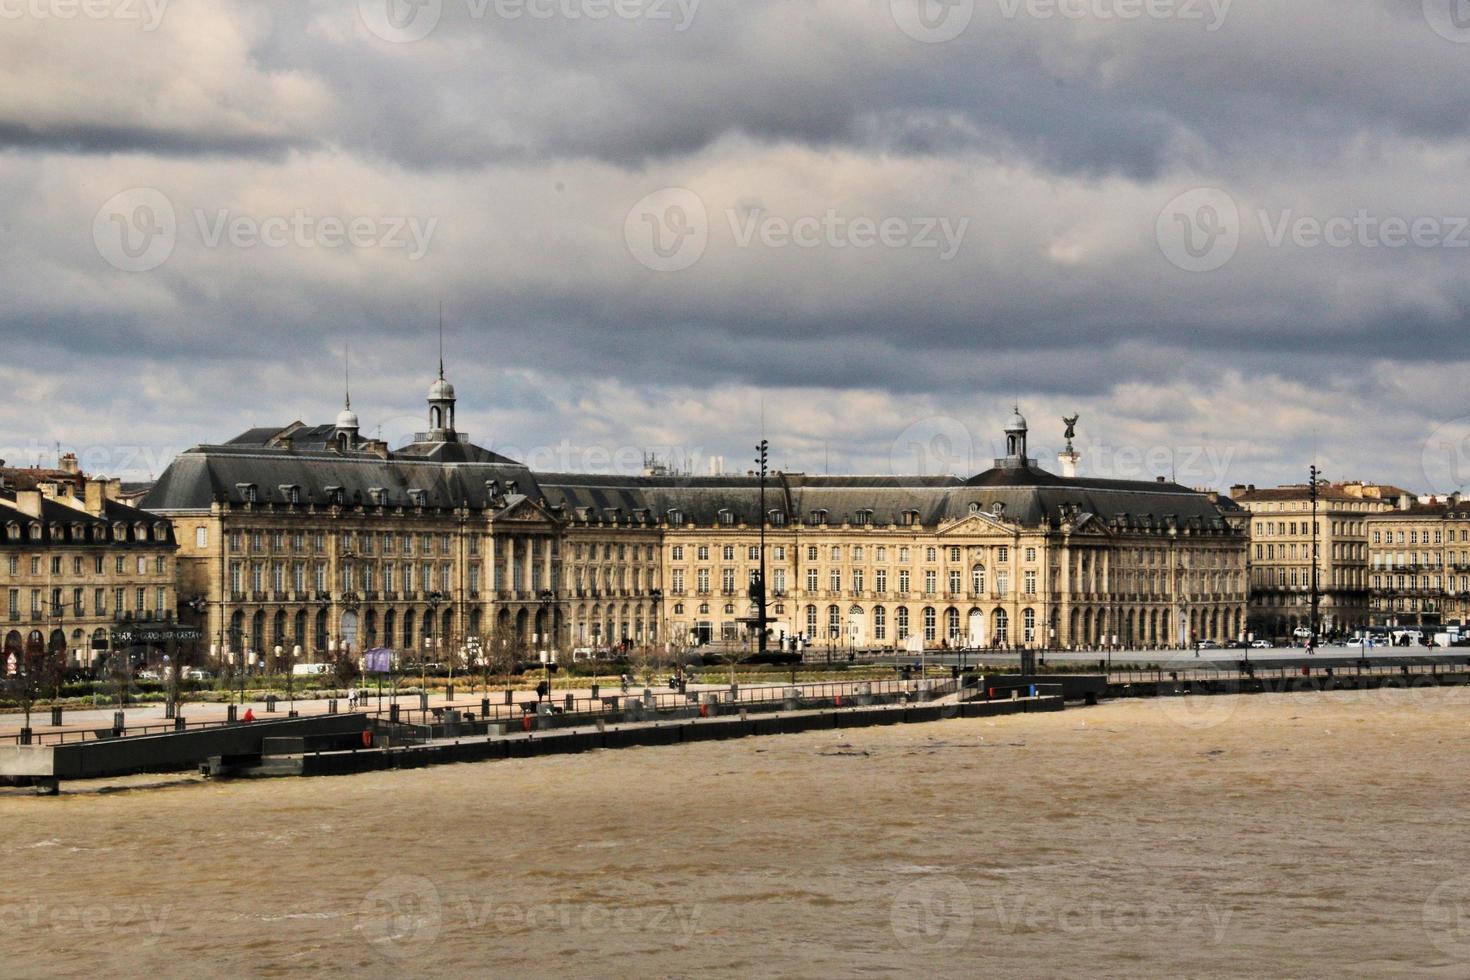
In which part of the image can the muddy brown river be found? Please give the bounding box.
[3,688,1469,977]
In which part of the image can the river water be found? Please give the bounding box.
[3,687,1469,978]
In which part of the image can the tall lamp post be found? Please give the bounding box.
[754,439,770,659]
[425,590,444,696]
[538,588,556,700]
[226,622,245,710]
[1309,465,1321,654]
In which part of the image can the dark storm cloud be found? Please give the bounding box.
[0,121,306,158]
[4,0,1470,488]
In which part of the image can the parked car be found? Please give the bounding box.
[1197,639,1222,650]
[184,668,214,681]
[1250,640,1273,649]
[136,669,162,681]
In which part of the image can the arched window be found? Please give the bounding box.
[972,565,986,596]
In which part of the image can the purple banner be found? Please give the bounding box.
[363,648,394,674]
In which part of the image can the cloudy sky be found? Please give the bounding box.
[4,0,1470,495]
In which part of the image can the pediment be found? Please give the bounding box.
[936,513,1017,537]
[491,496,558,525]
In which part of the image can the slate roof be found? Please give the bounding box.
[145,427,1240,533]
[0,492,176,548]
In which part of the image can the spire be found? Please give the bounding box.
[335,342,360,438]
[427,308,456,438]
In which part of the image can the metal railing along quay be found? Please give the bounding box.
[364,676,965,731]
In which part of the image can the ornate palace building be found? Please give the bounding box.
[143,376,1250,664]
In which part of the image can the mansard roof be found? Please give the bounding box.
[538,464,1235,531]
[143,442,537,512]
[146,425,1238,533]
[0,492,176,548]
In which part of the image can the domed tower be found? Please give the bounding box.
[995,406,1029,469]
[427,363,456,440]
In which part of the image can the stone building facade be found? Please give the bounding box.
[143,379,1250,665]
[1366,500,1470,629]
[1231,481,1411,638]
[0,468,178,670]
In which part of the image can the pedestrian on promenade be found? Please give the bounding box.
[242,708,256,723]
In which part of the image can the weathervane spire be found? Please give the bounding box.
[344,342,351,410]
[438,300,445,381]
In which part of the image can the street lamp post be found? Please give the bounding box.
[1309,465,1321,655]
[754,440,770,659]
[426,590,444,715]
[538,588,555,701]
[226,623,245,711]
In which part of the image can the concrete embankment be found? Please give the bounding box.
[1108,669,1470,700]
[236,696,1064,780]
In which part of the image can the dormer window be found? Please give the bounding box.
[768,510,786,527]
[809,509,829,526]
[409,489,427,507]
[853,510,873,527]
[667,509,685,527]
[153,523,168,541]
[324,485,344,507]
[29,525,42,542]
[278,485,301,505]
[901,510,920,527]
[6,523,18,541]
[236,483,258,504]
[485,479,501,501]
[112,522,126,541]
[718,509,735,527]
[369,487,388,507]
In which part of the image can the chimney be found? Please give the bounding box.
[84,479,108,516]
[14,490,42,518]
[59,453,80,476]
